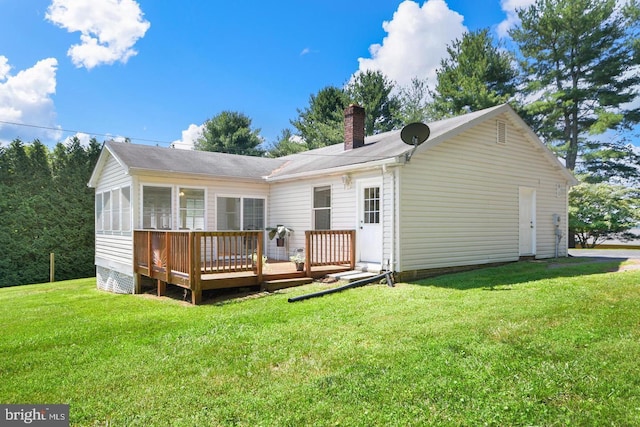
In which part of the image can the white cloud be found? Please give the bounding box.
[497,0,535,38]
[62,132,91,146]
[46,0,150,69]
[171,124,204,150]
[0,56,60,144]
[357,0,466,88]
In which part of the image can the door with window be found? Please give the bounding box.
[357,179,382,263]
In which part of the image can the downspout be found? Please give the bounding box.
[391,166,397,273]
[382,163,399,273]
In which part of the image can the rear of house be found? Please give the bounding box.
[89,103,577,301]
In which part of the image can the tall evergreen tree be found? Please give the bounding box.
[510,0,640,171]
[0,140,55,285]
[266,129,308,157]
[346,70,401,135]
[291,86,349,149]
[394,77,431,125]
[0,138,100,287]
[51,137,99,281]
[429,28,518,119]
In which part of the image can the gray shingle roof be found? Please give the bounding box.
[105,141,287,180]
[95,104,575,185]
[268,104,506,178]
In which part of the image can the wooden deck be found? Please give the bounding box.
[133,229,355,304]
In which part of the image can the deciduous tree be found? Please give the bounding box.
[569,182,640,248]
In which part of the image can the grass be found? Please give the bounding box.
[1,258,639,426]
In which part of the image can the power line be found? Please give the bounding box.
[0,119,174,146]
[0,119,405,159]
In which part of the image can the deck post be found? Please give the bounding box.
[165,232,172,283]
[146,231,153,278]
[350,230,356,270]
[157,279,166,296]
[305,231,311,277]
[191,232,202,305]
[256,232,263,283]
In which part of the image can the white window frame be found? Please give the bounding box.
[95,186,131,235]
[141,185,173,230]
[179,187,206,230]
[313,186,332,230]
[215,194,266,231]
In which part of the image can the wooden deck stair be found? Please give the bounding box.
[327,270,379,282]
[261,277,314,291]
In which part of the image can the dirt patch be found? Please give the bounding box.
[617,260,640,272]
[548,258,640,272]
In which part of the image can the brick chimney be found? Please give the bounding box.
[344,104,365,150]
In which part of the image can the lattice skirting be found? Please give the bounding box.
[96,266,134,294]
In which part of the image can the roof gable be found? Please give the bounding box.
[89,141,288,187]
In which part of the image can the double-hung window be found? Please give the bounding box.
[313,186,331,230]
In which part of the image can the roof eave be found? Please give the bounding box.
[129,167,267,183]
[87,142,130,188]
[264,156,403,183]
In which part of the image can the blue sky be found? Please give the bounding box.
[0,0,635,150]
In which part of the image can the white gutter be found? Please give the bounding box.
[129,168,267,184]
[264,156,404,183]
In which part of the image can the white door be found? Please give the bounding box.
[357,179,383,263]
[519,187,536,256]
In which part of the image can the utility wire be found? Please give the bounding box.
[0,119,174,146]
[0,119,405,159]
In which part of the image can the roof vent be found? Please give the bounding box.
[497,120,507,144]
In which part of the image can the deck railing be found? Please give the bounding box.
[305,230,356,276]
[133,230,263,287]
[133,229,355,302]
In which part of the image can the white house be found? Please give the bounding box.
[88,104,577,303]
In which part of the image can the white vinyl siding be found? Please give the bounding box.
[268,173,378,260]
[94,154,135,276]
[397,114,569,272]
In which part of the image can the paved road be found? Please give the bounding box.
[569,248,640,260]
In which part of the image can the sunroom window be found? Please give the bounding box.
[216,197,265,231]
[143,186,172,229]
[179,188,205,230]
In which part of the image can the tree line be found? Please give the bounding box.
[0,138,101,287]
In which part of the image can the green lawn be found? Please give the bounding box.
[1,258,639,426]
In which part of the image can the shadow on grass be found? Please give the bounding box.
[408,256,637,291]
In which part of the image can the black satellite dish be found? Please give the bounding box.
[400,122,430,162]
